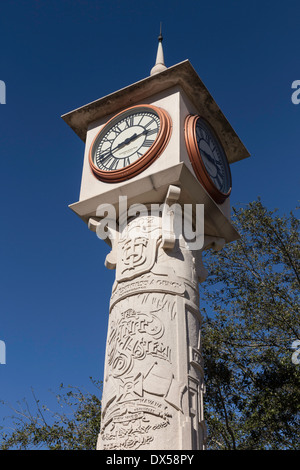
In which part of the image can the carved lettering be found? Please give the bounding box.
[107,307,170,379]
[110,275,185,308]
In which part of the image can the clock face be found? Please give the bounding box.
[89,105,171,182]
[195,118,231,194]
[185,115,232,203]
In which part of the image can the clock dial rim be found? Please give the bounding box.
[89,104,172,183]
[184,114,232,204]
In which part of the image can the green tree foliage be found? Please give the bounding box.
[201,199,300,449]
[1,200,299,450]
[0,380,101,450]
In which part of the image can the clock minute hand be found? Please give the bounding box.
[98,147,113,160]
[127,127,154,139]
[127,128,154,142]
[119,130,149,145]
[201,148,216,164]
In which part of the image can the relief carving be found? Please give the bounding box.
[97,200,221,450]
[99,291,186,450]
[107,305,170,379]
[100,358,186,450]
[116,216,161,282]
[110,273,185,309]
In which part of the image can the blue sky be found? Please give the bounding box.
[0,0,299,433]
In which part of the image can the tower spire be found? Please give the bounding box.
[150,23,167,76]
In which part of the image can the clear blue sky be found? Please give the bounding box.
[0,0,299,431]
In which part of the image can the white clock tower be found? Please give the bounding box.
[62,32,249,450]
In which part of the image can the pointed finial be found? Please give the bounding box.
[150,23,167,76]
[158,22,163,41]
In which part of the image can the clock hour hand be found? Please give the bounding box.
[111,133,139,152]
[98,134,138,160]
[99,128,154,160]
[121,133,138,146]
[112,128,153,150]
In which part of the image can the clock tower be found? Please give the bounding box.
[62,32,249,450]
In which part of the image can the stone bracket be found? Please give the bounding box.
[88,216,119,270]
[161,185,181,250]
[195,235,225,283]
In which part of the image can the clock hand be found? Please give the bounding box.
[119,128,151,145]
[121,133,138,146]
[126,128,155,142]
[98,147,114,160]
[201,149,216,164]
[99,128,154,160]
[111,133,139,152]
[98,134,138,160]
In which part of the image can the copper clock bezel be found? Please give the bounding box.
[89,104,172,183]
[184,114,232,204]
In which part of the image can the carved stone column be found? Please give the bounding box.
[95,186,224,451]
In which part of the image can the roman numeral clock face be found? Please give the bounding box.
[185,115,232,204]
[89,105,171,182]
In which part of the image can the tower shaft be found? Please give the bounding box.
[96,192,208,450]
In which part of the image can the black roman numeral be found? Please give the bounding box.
[143,139,154,148]
[113,124,122,135]
[146,128,157,136]
[97,154,111,165]
[125,115,134,127]
[102,135,114,144]
[214,172,223,188]
[123,157,131,167]
[108,159,118,170]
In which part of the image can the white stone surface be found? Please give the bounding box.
[150,38,167,76]
[96,188,223,450]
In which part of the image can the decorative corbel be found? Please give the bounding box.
[161,185,181,250]
[88,217,120,270]
[194,235,226,283]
